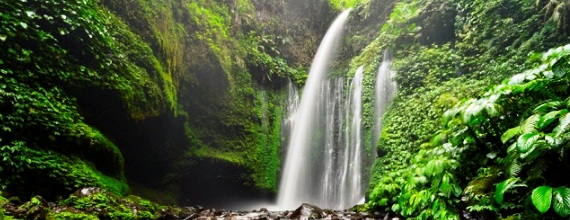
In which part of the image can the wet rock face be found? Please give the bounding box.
[72,187,103,197]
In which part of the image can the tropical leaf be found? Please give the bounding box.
[501,126,521,143]
[520,140,550,161]
[461,100,481,124]
[450,127,468,146]
[551,56,570,78]
[532,186,553,214]
[538,110,564,130]
[495,178,523,204]
[431,130,448,146]
[523,79,547,92]
[516,132,540,153]
[483,95,502,117]
[555,113,570,137]
[553,187,570,217]
[534,101,564,114]
[523,114,540,133]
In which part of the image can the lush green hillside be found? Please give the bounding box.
[0,0,341,206]
[353,0,570,219]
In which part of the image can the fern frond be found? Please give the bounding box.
[527,160,549,181]
[507,160,522,177]
[502,126,522,144]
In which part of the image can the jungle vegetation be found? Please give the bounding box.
[2,0,570,219]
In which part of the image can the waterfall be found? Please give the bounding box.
[277,10,351,210]
[372,51,398,159]
[340,66,364,208]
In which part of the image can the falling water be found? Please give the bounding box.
[319,77,346,209]
[280,80,299,153]
[340,66,365,208]
[277,10,351,210]
[372,51,398,157]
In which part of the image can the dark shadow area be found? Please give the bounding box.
[178,158,275,210]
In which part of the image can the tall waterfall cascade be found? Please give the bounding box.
[277,10,398,210]
[276,10,351,210]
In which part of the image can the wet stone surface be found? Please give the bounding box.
[180,203,388,220]
[1,188,394,219]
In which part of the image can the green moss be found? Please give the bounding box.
[248,91,283,191]
[329,0,369,10]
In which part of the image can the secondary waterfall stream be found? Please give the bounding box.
[372,51,398,159]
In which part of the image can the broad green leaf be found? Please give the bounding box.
[517,132,540,153]
[532,186,553,214]
[521,140,550,160]
[552,58,570,78]
[523,114,540,133]
[553,187,570,217]
[534,101,564,113]
[538,110,563,130]
[501,126,521,143]
[495,178,522,204]
[555,113,570,137]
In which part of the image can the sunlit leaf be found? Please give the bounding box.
[502,126,521,143]
[553,187,570,217]
[538,110,564,130]
[555,113,570,137]
[532,186,553,214]
[523,114,540,133]
[517,132,540,153]
[533,101,564,114]
[495,178,523,204]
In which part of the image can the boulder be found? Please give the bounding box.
[290,203,327,219]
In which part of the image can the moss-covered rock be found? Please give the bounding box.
[0,187,194,220]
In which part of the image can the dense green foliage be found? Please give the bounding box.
[0,188,190,219]
[0,0,172,198]
[359,0,570,218]
[1,0,316,203]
